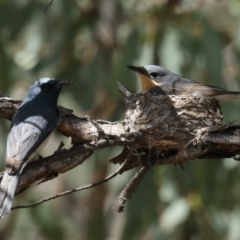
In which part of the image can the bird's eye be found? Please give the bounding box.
[149,72,159,78]
[150,72,166,78]
[41,83,48,90]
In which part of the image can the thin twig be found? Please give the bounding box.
[11,143,136,211]
[12,165,120,210]
[44,0,54,12]
[11,164,120,210]
[115,166,150,213]
[116,82,131,99]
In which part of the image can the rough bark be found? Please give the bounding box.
[1,83,240,202]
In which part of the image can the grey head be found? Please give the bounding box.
[24,78,70,106]
[128,65,240,102]
[138,65,179,84]
[128,65,198,95]
[128,65,179,94]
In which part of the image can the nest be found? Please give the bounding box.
[123,91,223,155]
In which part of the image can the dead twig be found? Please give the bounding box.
[115,166,150,212]
[11,142,136,210]
[44,0,54,12]
[2,84,240,212]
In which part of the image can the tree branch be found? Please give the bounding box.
[1,83,240,211]
[11,146,133,210]
[116,166,150,213]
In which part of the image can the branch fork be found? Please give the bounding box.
[1,82,240,212]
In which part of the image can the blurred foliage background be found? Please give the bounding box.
[1,0,240,239]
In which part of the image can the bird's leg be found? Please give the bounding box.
[37,154,44,160]
[86,115,109,141]
[54,141,65,154]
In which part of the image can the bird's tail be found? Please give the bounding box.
[0,171,20,218]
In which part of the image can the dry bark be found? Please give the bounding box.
[1,82,240,209]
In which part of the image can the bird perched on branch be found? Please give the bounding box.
[0,78,69,218]
[128,65,240,102]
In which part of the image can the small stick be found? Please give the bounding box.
[11,143,136,211]
[115,166,150,213]
[44,0,54,12]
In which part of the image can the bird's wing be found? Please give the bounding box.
[185,83,228,97]
[164,77,231,97]
[6,112,57,174]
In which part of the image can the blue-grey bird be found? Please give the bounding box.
[0,78,69,218]
[128,65,240,102]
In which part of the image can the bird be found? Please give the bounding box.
[0,78,69,218]
[127,65,240,102]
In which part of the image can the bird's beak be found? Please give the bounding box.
[127,66,161,93]
[56,80,71,88]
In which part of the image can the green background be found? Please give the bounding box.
[1,0,240,239]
